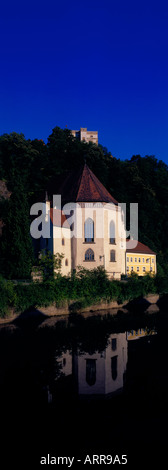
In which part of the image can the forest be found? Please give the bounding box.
[0,126,168,279]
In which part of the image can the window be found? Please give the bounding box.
[127,266,129,272]
[152,258,154,263]
[130,257,133,262]
[65,259,68,266]
[143,267,146,272]
[62,238,65,246]
[85,248,94,261]
[139,258,141,262]
[84,218,94,242]
[109,221,115,244]
[150,267,153,272]
[112,338,117,351]
[111,356,118,381]
[127,257,129,262]
[86,359,96,386]
[142,258,145,263]
[137,266,139,272]
[110,250,116,262]
[135,257,137,262]
[131,266,133,271]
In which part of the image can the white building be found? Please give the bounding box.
[44,164,126,279]
[71,128,98,145]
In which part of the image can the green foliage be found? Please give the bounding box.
[1,268,168,319]
[0,128,168,278]
[37,250,64,281]
[0,179,34,279]
[0,276,16,317]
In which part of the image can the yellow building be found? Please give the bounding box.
[126,328,156,341]
[126,240,156,276]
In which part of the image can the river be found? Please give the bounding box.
[0,308,168,468]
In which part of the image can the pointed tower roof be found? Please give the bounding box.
[58,164,118,205]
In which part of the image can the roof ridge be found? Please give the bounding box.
[126,239,156,254]
[87,166,111,201]
[75,164,86,201]
[57,163,118,204]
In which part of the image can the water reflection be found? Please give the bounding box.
[51,327,156,401]
[73,333,127,397]
[0,312,167,468]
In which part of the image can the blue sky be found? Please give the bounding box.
[0,0,168,162]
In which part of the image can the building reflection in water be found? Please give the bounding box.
[52,327,157,403]
[54,333,128,399]
[73,333,127,397]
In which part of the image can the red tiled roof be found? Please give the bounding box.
[57,164,118,205]
[50,208,70,228]
[126,240,156,255]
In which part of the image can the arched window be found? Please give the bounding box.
[84,218,94,242]
[85,248,94,261]
[86,359,96,386]
[65,259,68,266]
[109,221,115,244]
[110,250,116,262]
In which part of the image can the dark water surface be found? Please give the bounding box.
[0,308,168,468]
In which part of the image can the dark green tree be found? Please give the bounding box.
[38,250,64,282]
[0,180,34,279]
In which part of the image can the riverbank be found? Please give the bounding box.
[0,292,163,325]
[0,268,168,323]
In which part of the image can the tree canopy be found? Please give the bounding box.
[0,127,168,277]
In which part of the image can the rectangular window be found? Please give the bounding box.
[130,257,133,262]
[127,266,129,272]
[150,267,153,271]
[139,258,141,262]
[142,258,145,263]
[152,258,154,263]
[131,266,133,271]
[135,257,137,262]
[143,267,146,272]
[137,266,139,272]
[112,338,117,351]
[111,355,118,380]
[127,257,129,262]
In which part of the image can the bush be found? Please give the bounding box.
[0,268,168,318]
[0,276,17,317]
[155,273,168,294]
